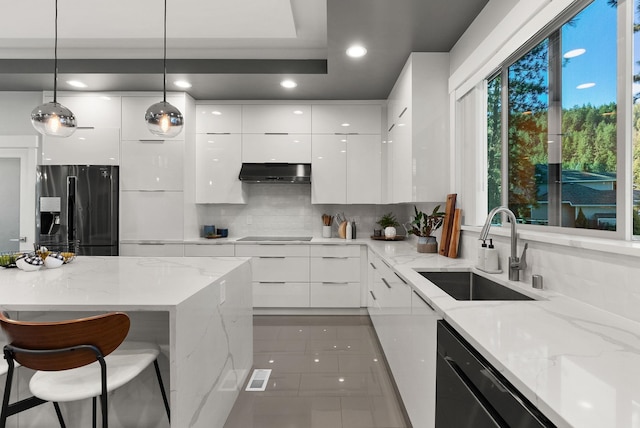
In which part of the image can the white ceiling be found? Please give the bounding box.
[0,0,488,100]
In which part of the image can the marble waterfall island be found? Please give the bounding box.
[0,256,253,428]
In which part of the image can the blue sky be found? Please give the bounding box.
[562,0,617,108]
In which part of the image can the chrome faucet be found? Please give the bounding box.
[479,206,528,281]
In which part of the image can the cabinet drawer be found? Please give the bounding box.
[183,244,235,257]
[236,244,310,257]
[310,257,360,282]
[310,244,360,258]
[119,243,184,257]
[310,282,360,307]
[242,134,311,163]
[253,282,310,307]
[251,257,310,282]
[121,139,184,191]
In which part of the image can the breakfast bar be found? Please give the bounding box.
[0,256,253,428]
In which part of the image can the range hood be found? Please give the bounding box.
[238,163,311,184]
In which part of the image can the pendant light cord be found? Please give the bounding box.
[53,0,59,103]
[163,0,167,103]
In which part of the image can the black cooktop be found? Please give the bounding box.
[236,236,313,242]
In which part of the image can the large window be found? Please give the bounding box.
[488,0,618,231]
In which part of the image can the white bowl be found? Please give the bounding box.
[16,258,42,272]
[44,256,64,269]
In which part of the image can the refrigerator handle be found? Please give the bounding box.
[67,176,77,244]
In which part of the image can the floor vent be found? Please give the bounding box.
[245,369,272,392]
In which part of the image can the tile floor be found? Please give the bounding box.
[224,315,410,428]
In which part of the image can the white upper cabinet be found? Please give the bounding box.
[311,104,382,134]
[120,139,184,191]
[53,95,122,129]
[119,191,184,241]
[195,134,246,204]
[311,134,347,204]
[242,134,311,163]
[195,104,242,134]
[241,105,311,134]
[121,95,186,141]
[42,128,120,165]
[347,135,382,204]
[387,53,450,203]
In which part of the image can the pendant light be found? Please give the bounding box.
[30,0,76,137]
[145,0,184,137]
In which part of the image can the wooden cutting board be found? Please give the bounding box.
[447,208,462,258]
[439,194,457,256]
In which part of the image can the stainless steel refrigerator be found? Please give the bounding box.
[37,165,119,256]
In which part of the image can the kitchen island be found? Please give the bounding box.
[0,256,253,428]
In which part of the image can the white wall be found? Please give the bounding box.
[0,92,42,135]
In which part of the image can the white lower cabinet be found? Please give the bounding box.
[310,245,361,307]
[120,243,184,256]
[183,244,235,257]
[367,250,439,428]
[236,244,311,308]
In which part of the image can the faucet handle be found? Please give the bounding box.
[517,243,528,269]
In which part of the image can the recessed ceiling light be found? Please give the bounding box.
[100,96,111,101]
[577,82,596,89]
[66,80,87,88]
[346,45,367,58]
[174,80,192,89]
[564,48,586,59]
[212,111,222,115]
[281,79,297,89]
[293,110,303,115]
[341,123,350,127]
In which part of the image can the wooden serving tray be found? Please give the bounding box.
[370,235,405,241]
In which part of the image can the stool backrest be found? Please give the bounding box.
[0,312,130,371]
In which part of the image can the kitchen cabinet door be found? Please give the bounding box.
[311,134,347,204]
[119,242,184,257]
[241,104,311,134]
[311,104,382,134]
[119,191,184,241]
[52,95,122,129]
[347,134,382,204]
[253,282,310,307]
[195,134,246,203]
[195,104,241,134]
[121,95,186,141]
[241,134,311,163]
[42,128,120,165]
[120,139,184,191]
[183,244,235,257]
[310,282,360,307]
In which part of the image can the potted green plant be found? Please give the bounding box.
[376,212,400,239]
[407,205,445,253]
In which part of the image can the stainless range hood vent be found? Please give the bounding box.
[238,163,311,184]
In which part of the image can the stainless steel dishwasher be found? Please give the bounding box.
[435,321,556,428]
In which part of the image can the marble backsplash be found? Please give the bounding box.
[194,183,442,239]
[459,231,640,325]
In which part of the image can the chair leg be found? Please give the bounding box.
[92,397,97,428]
[53,402,66,428]
[153,359,170,422]
[0,360,15,428]
[100,393,108,428]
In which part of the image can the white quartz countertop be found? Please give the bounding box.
[0,256,250,311]
[366,239,640,428]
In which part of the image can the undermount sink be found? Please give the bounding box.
[418,271,534,301]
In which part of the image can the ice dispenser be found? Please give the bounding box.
[40,196,61,235]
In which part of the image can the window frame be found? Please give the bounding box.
[484,0,632,240]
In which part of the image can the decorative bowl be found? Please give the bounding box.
[16,254,44,272]
[44,252,64,269]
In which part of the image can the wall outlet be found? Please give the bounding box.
[246,215,253,225]
[220,280,226,305]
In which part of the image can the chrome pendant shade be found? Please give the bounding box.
[145,101,183,137]
[31,0,76,137]
[145,0,183,137]
[31,102,76,137]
